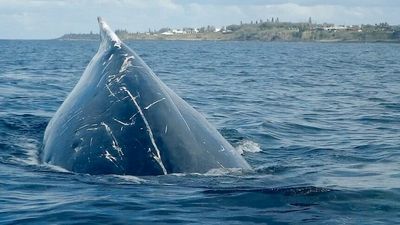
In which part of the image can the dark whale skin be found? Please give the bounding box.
[41,18,251,175]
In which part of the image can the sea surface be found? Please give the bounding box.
[0,40,399,224]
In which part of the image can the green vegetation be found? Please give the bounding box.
[58,31,98,41]
[58,20,400,42]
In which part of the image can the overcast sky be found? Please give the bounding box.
[1,0,399,39]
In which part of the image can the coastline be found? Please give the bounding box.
[57,36,400,43]
[57,21,400,43]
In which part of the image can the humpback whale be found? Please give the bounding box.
[41,18,251,175]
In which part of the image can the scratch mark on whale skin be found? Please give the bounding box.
[102,150,120,168]
[113,117,136,126]
[144,98,166,110]
[119,56,134,73]
[104,150,117,161]
[101,122,124,159]
[121,86,167,175]
[108,54,114,61]
[114,42,121,49]
[102,54,114,65]
[105,84,118,98]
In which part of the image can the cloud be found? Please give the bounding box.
[176,2,395,27]
[175,0,400,7]
[0,0,398,39]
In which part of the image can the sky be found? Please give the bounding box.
[0,0,399,39]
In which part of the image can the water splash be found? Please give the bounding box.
[236,140,262,154]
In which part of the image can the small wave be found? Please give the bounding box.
[357,115,400,124]
[205,168,247,176]
[255,165,299,174]
[11,138,40,165]
[168,167,253,177]
[112,175,147,184]
[166,168,247,177]
[41,163,72,173]
[203,186,333,196]
[236,140,262,154]
[379,102,400,111]
[168,172,190,177]
[219,128,246,145]
[0,113,48,132]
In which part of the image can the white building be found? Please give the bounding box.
[161,31,173,35]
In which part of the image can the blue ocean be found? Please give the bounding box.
[0,40,399,224]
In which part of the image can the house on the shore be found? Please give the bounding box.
[161,31,173,35]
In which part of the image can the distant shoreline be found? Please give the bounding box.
[56,36,400,43]
[58,21,400,43]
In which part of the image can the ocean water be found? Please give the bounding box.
[0,40,399,224]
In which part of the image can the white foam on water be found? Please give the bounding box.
[169,168,246,177]
[113,175,147,184]
[169,173,189,177]
[236,140,262,155]
[12,138,40,165]
[11,137,75,174]
[41,163,72,173]
[204,168,245,176]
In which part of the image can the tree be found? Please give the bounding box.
[158,28,170,33]
[226,24,241,32]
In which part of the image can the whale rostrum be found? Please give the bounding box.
[41,18,251,175]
